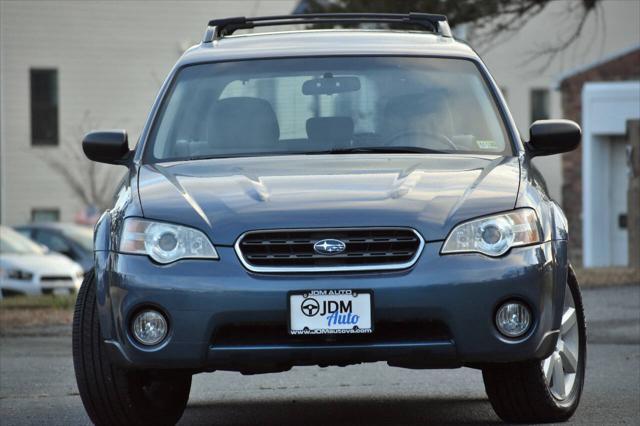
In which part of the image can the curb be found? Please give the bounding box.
[575,267,640,288]
[0,324,71,338]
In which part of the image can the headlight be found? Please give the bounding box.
[0,268,34,281]
[119,218,218,264]
[441,209,542,257]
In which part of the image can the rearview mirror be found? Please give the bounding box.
[302,75,361,95]
[82,130,131,164]
[527,120,581,157]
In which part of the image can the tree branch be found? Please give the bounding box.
[39,110,123,212]
[300,0,601,65]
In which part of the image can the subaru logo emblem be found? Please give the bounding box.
[313,239,346,255]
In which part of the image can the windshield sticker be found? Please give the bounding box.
[477,140,499,150]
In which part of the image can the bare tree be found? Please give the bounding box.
[41,111,123,212]
[300,0,601,64]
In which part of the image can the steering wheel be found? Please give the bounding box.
[385,130,458,151]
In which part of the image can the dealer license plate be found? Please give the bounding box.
[289,290,372,335]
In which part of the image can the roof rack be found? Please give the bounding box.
[202,13,452,43]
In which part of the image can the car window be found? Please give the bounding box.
[34,230,72,254]
[58,225,93,252]
[0,227,45,255]
[147,56,512,162]
[15,229,33,239]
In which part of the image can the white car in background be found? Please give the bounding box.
[0,226,84,298]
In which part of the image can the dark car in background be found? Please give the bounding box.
[72,13,586,425]
[16,223,93,273]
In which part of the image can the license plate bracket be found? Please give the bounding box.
[288,289,373,335]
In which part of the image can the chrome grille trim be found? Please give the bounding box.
[234,227,425,273]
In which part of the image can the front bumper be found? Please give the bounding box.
[95,240,568,373]
[0,277,80,296]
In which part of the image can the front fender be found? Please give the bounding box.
[549,201,569,241]
[94,211,112,252]
[92,166,144,342]
[516,156,569,243]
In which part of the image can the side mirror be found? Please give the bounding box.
[82,130,131,164]
[527,119,581,157]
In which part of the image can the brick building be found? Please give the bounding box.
[558,45,640,268]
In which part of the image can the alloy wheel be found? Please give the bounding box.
[541,282,580,400]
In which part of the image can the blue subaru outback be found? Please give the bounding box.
[73,13,586,425]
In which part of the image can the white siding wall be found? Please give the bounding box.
[2,0,639,224]
[0,0,295,225]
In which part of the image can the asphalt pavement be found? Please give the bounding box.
[1,285,638,425]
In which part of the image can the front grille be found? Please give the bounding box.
[211,320,450,347]
[236,228,423,272]
[40,276,72,282]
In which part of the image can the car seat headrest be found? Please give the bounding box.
[208,97,280,151]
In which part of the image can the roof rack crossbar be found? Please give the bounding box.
[202,13,451,43]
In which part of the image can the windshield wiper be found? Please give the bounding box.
[307,146,448,155]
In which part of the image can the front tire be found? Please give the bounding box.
[72,271,192,426]
[482,267,586,423]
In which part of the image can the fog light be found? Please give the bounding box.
[132,310,168,346]
[495,301,531,338]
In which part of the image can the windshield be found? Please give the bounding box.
[0,227,45,255]
[146,56,512,162]
[59,225,94,252]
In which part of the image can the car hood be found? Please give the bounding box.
[0,253,83,276]
[138,154,520,245]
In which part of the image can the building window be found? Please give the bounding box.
[530,88,549,123]
[30,69,59,145]
[31,208,60,223]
